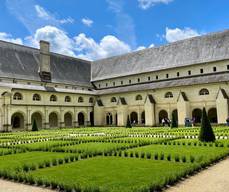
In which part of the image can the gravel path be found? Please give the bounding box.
[166,157,229,192]
[0,179,55,192]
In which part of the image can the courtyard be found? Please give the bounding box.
[0,126,228,192]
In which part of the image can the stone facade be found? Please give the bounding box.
[0,30,229,131]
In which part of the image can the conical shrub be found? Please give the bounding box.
[171,112,178,128]
[198,107,215,142]
[32,119,38,131]
[126,115,132,128]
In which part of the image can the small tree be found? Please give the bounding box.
[32,119,38,131]
[171,112,178,128]
[126,115,132,128]
[198,107,215,142]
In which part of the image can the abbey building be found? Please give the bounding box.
[0,30,229,131]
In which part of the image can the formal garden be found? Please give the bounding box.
[0,111,228,191]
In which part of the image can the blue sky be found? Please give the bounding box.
[0,0,229,60]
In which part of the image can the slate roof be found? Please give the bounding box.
[97,73,229,95]
[0,40,92,86]
[92,30,229,81]
[0,82,97,95]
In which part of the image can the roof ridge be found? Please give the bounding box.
[92,29,229,63]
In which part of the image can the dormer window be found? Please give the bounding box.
[13,92,23,100]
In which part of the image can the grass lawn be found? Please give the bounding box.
[53,142,133,153]
[127,144,229,162]
[29,156,195,192]
[0,152,72,171]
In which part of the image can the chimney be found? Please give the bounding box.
[39,40,51,82]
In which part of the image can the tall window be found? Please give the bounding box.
[136,95,143,101]
[50,95,57,102]
[33,94,41,101]
[111,97,117,103]
[199,88,209,95]
[165,92,173,98]
[78,96,84,103]
[13,92,23,100]
[65,96,71,102]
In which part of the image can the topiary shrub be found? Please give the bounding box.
[126,115,132,128]
[198,107,216,142]
[32,119,38,131]
[171,112,178,128]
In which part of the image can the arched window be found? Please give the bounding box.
[65,96,71,102]
[165,92,173,98]
[50,95,57,102]
[78,96,84,103]
[136,95,143,101]
[199,88,209,95]
[33,94,41,101]
[89,97,94,103]
[111,97,117,103]
[13,92,23,100]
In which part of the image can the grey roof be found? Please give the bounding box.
[0,82,97,95]
[97,73,229,95]
[97,99,104,106]
[119,97,127,105]
[147,95,156,104]
[0,40,91,86]
[92,30,229,81]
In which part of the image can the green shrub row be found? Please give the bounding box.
[162,141,228,147]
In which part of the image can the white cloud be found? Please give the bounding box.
[81,18,93,27]
[0,32,23,45]
[59,17,74,24]
[136,46,146,51]
[135,43,155,51]
[34,4,74,24]
[138,0,173,9]
[74,33,131,60]
[149,43,155,48]
[25,25,131,60]
[165,27,201,43]
[26,26,75,57]
[34,4,50,19]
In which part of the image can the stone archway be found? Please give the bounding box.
[159,110,168,123]
[130,112,138,124]
[192,109,202,123]
[208,108,218,123]
[49,112,58,128]
[11,112,24,129]
[31,112,42,129]
[78,112,85,126]
[64,112,72,127]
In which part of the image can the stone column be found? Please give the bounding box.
[94,105,105,126]
[177,93,190,126]
[26,106,32,131]
[117,106,128,126]
[73,107,78,128]
[216,89,229,124]
[60,108,65,128]
[44,107,49,129]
